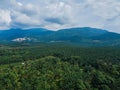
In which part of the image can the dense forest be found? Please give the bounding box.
[0,44,120,90]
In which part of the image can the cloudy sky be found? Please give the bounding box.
[0,0,120,33]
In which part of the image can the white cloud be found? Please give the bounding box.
[0,0,120,33]
[17,2,23,6]
[0,9,11,29]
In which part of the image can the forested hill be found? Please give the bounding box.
[0,27,120,46]
[0,45,120,90]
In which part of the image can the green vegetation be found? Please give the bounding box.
[1,27,120,46]
[0,45,120,90]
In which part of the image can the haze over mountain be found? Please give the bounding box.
[0,27,120,46]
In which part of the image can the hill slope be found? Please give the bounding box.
[0,27,120,46]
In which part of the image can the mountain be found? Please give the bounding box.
[43,27,108,41]
[0,27,120,46]
[0,28,53,42]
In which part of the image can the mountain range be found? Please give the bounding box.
[0,27,120,46]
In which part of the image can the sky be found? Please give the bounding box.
[0,0,120,33]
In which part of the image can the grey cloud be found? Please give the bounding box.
[45,18,65,25]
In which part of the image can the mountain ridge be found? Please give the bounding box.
[0,27,120,46]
